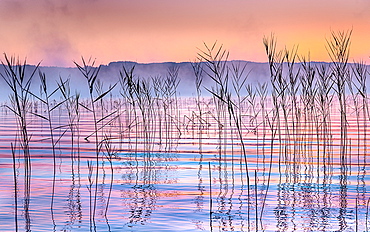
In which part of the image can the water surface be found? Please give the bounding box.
[0,99,369,231]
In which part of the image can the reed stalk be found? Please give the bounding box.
[11,142,18,232]
[86,160,95,229]
[102,133,116,217]
[208,161,213,231]
[366,197,370,231]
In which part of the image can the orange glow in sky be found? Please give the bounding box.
[0,0,369,67]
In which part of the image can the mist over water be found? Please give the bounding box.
[0,61,273,101]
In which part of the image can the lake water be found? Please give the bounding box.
[0,98,369,231]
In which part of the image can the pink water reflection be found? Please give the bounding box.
[0,98,369,231]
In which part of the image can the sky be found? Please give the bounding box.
[0,0,369,67]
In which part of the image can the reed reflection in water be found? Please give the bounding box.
[0,96,369,231]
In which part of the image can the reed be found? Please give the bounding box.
[29,71,68,224]
[1,55,39,176]
[152,75,164,145]
[316,64,334,175]
[192,60,204,116]
[119,64,138,150]
[326,30,352,160]
[300,57,319,181]
[166,66,181,142]
[135,78,154,149]
[74,57,117,221]
[259,92,278,223]
[263,35,285,164]
[198,42,255,228]
[58,77,82,170]
[230,62,250,191]
[1,55,39,231]
[282,45,299,166]
[351,61,369,120]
